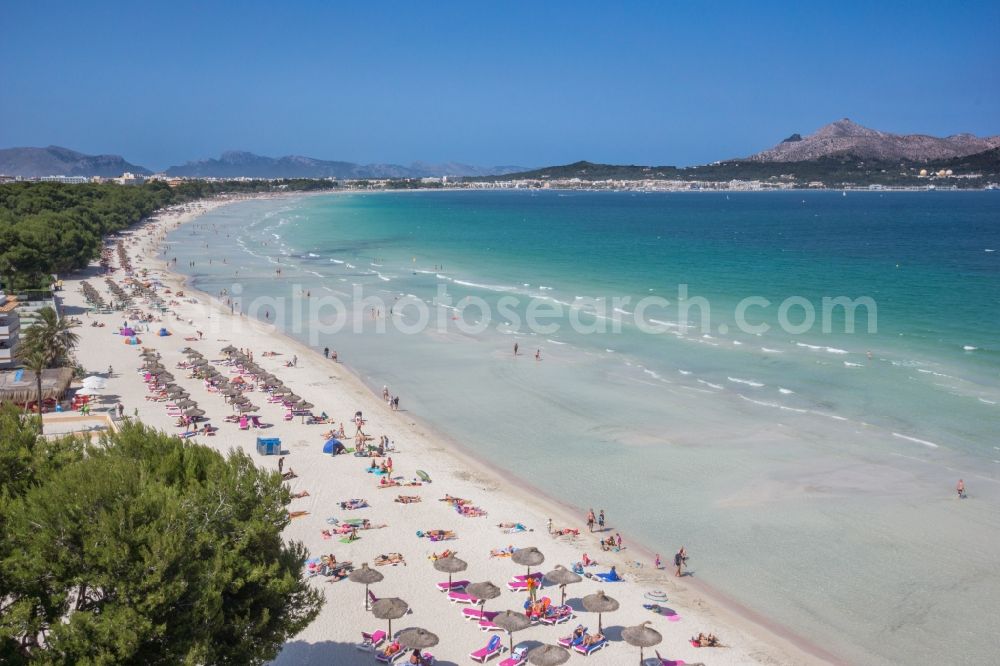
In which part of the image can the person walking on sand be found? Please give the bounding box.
[655,553,662,569]
[674,547,688,577]
[324,347,329,358]
[598,509,605,530]
[278,456,285,475]
[957,479,966,499]
[514,342,519,356]
[586,509,596,532]
[615,532,623,549]
[535,349,541,361]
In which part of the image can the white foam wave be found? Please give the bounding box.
[331,259,344,264]
[963,345,978,351]
[546,339,566,345]
[778,387,794,394]
[826,347,849,354]
[892,432,940,448]
[453,279,517,293]
[728,377,764,387]
[844,361,863,367]
[738,395,808,413]
[678,369,692,375]
[697,379,723,390]
[761,347,782,353]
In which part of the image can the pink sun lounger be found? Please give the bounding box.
[435,579,469,592]
[538,605,574,625]
[463,608,499,622]
[498,647,528,666]
[356,629,386,651]
[448,590,479,604]
[510,572,544,583]
[655,651,686,666]
[469,635,503,663]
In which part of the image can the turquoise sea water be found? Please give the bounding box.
[168,191,1000,665]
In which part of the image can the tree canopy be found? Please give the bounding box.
[0,407,323,664]
[0,180,335,290]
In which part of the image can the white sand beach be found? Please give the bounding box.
[58,197,837,666]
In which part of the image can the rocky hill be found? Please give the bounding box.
[0,146,151,177]
[747,119,1000,162]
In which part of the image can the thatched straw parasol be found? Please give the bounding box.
[396,627,439,650]
[432,555,467,589]
[370,597,409,639]
[221,345,238,354]
[527,644,570,666]
[621,620,663,664]
[176,399,197,408]
[465,581,501,616]
[512,546,545,576]
[493,609,531,654]
[236,404,259,413]
[184,408,205,418]
[544,565,582,606]
[348,563,383,610]
[582,589,619,632]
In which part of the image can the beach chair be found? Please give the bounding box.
[356,629,387,651]
[435,579,469,592]
[375,642,404,664]
[506,579,534,592]
[574,637,607,656]
[557,626,587,649]
[510,572,543,583]
[654,651,686,666]
[239,415,249,430]
[479,618,501,631]
[498,647,528,666]
[416,469,431,483]
[462,608,499,622]
[368,589,379,606]
[538,604,574,625]
[469,635,503,663]
[447,590,479,604]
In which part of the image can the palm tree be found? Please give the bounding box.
[19,307,80,367]
[19,348,49,433]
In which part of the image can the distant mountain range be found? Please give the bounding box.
[0,146,151,178]
[163,151,525,179]
[0,145,525,179]
[2,120,998,181]
[745,118,1000,162]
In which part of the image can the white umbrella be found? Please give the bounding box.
[82,376,107,389]
[76,387,101,396]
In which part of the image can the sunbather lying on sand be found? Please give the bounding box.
[290,490,310,498]
[395,495,421,503]
[691,632,723,647]
[582,632,605,647]
[340,499,368,510]
[552,527,580,536]
[457,505,487,517]
[378,477,400,487]
[490,545,516,558]
[440,495,471,505]
[428,549,457,560]
[281,470,297,480]
[288,510,309,519]
[417,529,456,541]
[375,552,406,566]
[497,522,531,533]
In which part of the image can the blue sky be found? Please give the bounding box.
[1,1,998,169]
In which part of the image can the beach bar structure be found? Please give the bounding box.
[0,367,74,406]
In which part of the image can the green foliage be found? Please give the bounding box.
[17,307,80,368]
[0,180,336,290]
[0,417,323,664]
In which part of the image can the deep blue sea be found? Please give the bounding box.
[168,190,1000,665]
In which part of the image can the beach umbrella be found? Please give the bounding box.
[148,368,168,376]
[221,345,237,354]
[272,386,292,395]
[348,563,383,610]
[82,376,107,389]
[176,399,197,408]
[512,547,545,576]
[492,610,531,654]
[582,589,619,633]
[432,555,468,590]
[158,373,175,382]
[295,400,314,410]
[185,408,205,417]
[370,597,409,639]
[75,387,100,397]
[192,358,208,366]
[223,388,242,397]
[284,393,301,403]
[544,565,582,606]
[527,645,570,666]
[465,581,501,617]
[396,627,439,651]
[621,620,663,665]
[182,347,195,353]
[237,404,259,413]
